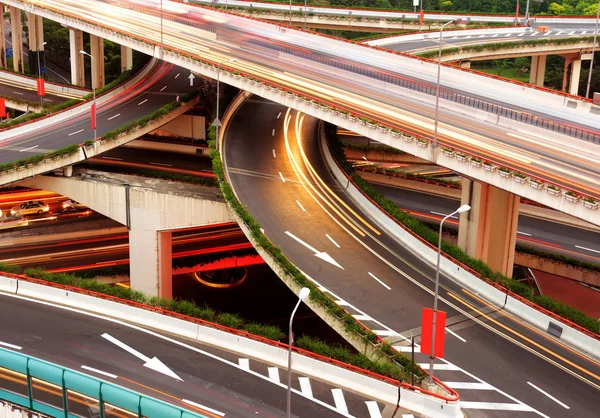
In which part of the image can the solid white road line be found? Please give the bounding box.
[150,162,173,167]
[279,172,286,183]
[298,377,313,398]
[277,111,282,119]
[12,91,23,95]
[0,341,22,350]
[418,363,460,371]
[138,99,148,106]
[296,200,306,212]
[517,231,532,236]
[365,401,382,418]
[459,402,534,411]
[19,145,39,152]
[272,129,275,136]
[68,129,84,136]
[331,389,349,414]
[107,113,121,120]
[102,157,123,161]
[373,330,400,337]
[175,73,180,78]
[527,381,570,409]
[285,231,319,253]
[81,365,117,379]
[272,149,276,158]
[160,85,167,92]
[446,327,466,343]
[335,299,349,306]
[238,358,249,370]
[445,382,493,390]
[430,211,457,219]
[368,272,391,290]
[326,234,340,248]
[182,399,225,417]
[576,245,600,254]
[267,367,280,384]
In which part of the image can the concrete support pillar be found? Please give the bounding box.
[9,6,23,73]
[459,61,471,69]
[27,13,44,76]
[0,4,6,69]
[529,55,546,87]
[458,179,519,277]
[120,45,133,72]
[562,58,574,92]
[69,28,85,86]
[90,34,105,89]
[570,59,582,96]
[129,229,172,298]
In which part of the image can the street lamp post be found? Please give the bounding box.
[524,0,531,26]
[289,0,293,25]
[585,0,600,98]
[79,50,97,140]
[214,57,237,152]
[286,287,310,418]
[432,18,461,154]
[36,41,47,108]
[160,0,164,53]
[428,204,470,385]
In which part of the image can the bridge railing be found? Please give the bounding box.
[0,347,205,418]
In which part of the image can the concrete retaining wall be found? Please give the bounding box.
[515,253,600,287]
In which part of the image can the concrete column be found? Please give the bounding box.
[120,45,133,72]
[69,28,85,86]
[569,59,582,96]
[529,55,546,87]
[27,13,44,76]
[458,179,519,277]
[9,6,23,73]
[459,61,471,69]
[562,57,574,92]
[0,4,6,68]
[90,34,105,89]
[129,229,172,298]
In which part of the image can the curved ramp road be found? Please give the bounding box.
[223,97,600,418]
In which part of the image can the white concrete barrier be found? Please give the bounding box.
[367,27,528,46]
[0,70,89,98]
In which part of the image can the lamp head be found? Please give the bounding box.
[457,204,471,214]
[79,50,86,54]
[454,18,463,24]
[299,287,310,301]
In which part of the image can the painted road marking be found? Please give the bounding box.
[353,314,373,321]
[556,31,563,35]
[368,272,391,290]
[581,31,587,35]
[298,377,313,398]
[272,129,275,136]
[430,211,458,219]
[259,228,265,234]
[138,99,148,106]
[150,162,173,167]
[175,73,180,78]
[68,129,84,136]
[478,35,485,38]
[459,402,534,411]
[418,363,460,371]
[102,156,123,161]
[465,35,472,39]
[238,358,249,370]
[277,111,282,119]
[331,389,348,414]
[12,91,23,95]
[446,327,466,342]
[0,341,21,350]
[279,172,286,182]
[160,85,167,92]
[576,245,600,254]
[373,330,400,337]
[445,382,493,390]
[267,367,280,383]
[285,231,344,269]
[19,145,39,152]
[517,33,525,36]
[365,401,382,418]
[568,31,575,35]
[182,399,225,417]
[527,381,570,409]
[491,34,498,38]
[393,346,413,353]
[296,200,306,212]
[517,231,532,236]
[81,365,117,379]
[326,234,340,248]
[504,33,511,37]
[272,149,276,158]
[107,113,121,120]
[335,299,349,306]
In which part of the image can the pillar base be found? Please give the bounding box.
[129,229,172,298]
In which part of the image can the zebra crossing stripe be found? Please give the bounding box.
[365,401,382,418]
[267,367,280,383]
[445,382,494,390]
[331,389,349,414]
[299,377,313,398]
[418,363,460,371]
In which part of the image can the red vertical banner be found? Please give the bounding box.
[37,78,45,96]
[420,307,447,358]
[419,9,424,26]
[516,2,520,19]
[0,98,5,118]
[91,103,96,130]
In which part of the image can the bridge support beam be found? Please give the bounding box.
[9,6,23,73]
[458,179,519,277]
[27,13,44,76]
[569,59,582,96]
[69,28,85,86]
[121,45,133,72]
[90,34,105,89]
[129,229,172,299]
[529,55,546,87]
[0,4,6,69]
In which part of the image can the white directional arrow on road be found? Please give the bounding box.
[285,231,344,269]
[101,333,183,381]
[188,72,195,86]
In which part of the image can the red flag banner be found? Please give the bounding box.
[37,78,45,96]
[0,98,5,118]
[419,9,424,26]
[420,307,447,358]
[91,103,96,131]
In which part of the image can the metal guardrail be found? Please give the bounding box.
[0,347,206,418]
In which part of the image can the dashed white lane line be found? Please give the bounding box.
[504,34,511,37]
[19,145,39,152]
[581,31,587,35]
[517,33,525,36]
[430,211,458,219]
[277,111,282,119]
[138,99,148,106]
[12,91,23,95]
[491,34,498,38]
[478,35,485,38]
[150,162,173,167]
[446,327,466,342]
[0,341,22,350]
[267,367,280,384]
[365,401,382,418]
[418,363,460,371]
[68,129,84,136]
[107,113,120,120]
[81,365,117,379]
[368,272,391,290]
[575,245,600,254]
[272,149,276,158]
[296,200,306,212]
[298,377,313,398]
[331,389,348,414]
[175,73,180,78]
[279,172,286,183]
[445,382,493,390]
[527,381,570,409]
[326,234,341,248]
[568,31,576,35]
[556,31,564,35]
[517,231,532,236]
[160,85,167,92]
[459,402,535,412]
[182,399,225,417]
[238,358,249,370]
[272,129,275,136]
[102,156,122,161]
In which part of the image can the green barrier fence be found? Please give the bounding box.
[0,347,206,418]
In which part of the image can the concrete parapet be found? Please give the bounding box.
[515,252,600,287]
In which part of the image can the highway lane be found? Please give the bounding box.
[0,293,379,417]
[223,97,600,417]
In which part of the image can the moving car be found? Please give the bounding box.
[10,200,50,216]
[62,200,86,210]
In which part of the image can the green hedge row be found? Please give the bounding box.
[357,165,461,188]
[515,245,600,274]
[324,123,600,334]
[209,126,426,383]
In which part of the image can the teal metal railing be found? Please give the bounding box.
[0,347,206,418]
